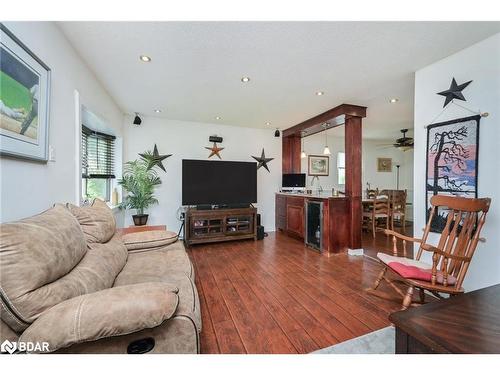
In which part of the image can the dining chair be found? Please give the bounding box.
[391,190,407,234]
[366,188,379,199]
[362,196,390,238]
[367,194,491,310]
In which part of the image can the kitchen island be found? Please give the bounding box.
[275,192,351,254]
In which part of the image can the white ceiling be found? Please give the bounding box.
[59,22,500,140]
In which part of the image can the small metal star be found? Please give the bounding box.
[437,77,472,108]
[205,142,224,159]
[252,148,274,172]
[139,144,171,171]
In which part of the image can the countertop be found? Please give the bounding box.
[276,191,347,199]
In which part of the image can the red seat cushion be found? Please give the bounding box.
[388,262,456,286]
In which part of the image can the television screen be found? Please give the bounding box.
[282,173,306,188]
[182,160,257,205]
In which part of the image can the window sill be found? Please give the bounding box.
[106,202,121,213]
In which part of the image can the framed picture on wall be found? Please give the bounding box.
[0,24,51,161]
[425,115,480,233]
[308,155,329,176]
[377,158,392,172]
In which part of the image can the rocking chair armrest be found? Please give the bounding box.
[421,243,470,261]
[384,229,423,243]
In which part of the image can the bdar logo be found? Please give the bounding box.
[1,339,17,354]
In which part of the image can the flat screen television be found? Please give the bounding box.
[182,159,257,205]
[282,173,306,188]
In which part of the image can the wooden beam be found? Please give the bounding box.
[283,104,366,137]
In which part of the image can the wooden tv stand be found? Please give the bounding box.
[184,207,257,246]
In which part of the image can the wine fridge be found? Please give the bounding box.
[305,200,323,252]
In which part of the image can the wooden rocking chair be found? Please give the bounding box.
[367,194,491,310]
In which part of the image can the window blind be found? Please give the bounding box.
[82,125,116,179]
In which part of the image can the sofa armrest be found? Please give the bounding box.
[121,230,178,252]
[19,282,179,353]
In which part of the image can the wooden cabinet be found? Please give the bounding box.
[184,207,257,246]
[275,195,286,231]
[286,197,305,238]
[275,193,349,253]
[275,194,305,239]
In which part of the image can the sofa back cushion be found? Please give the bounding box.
[0,205,88,331]
[67,199,116,243]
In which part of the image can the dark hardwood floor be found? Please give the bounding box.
[362,223,414,259]
[188,228,415,354]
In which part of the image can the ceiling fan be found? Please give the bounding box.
[377,129,414,151]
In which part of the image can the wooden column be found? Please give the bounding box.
[344,115,362,250]
[282,135,301,173]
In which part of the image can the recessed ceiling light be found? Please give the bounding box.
[389,98,399,103]
[316,91,324,96]
[140,55,151,62]
[154,109,161,113]
[215,116,222,120]
[265,122,271,126]
[241,77,250,83]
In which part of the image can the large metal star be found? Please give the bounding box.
[437,77,472,108]
[252,148,274,172]
[139,144,171,172]
[205,142,224,159]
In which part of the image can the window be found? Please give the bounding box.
[81,125,115,202]
[337,152,345,185]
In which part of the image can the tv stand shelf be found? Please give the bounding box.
[184,207,257,246]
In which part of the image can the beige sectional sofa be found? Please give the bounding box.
[0,200,200,354]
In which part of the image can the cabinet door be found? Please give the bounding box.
[275,195,286,230]
[286,200,304,238]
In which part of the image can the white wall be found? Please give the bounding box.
[414,33,500,291]
[301,133,414,217]
[0,22,124,223]
[122,116,282,233]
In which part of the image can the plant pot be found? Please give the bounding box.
[132,214,149,226]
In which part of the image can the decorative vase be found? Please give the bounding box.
[132,214,149,226]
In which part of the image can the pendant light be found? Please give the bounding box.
[300,131,307,158]
[323,123,331,155]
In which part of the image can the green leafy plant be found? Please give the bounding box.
[119,159,161,215]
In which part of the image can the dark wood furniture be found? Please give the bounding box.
[368,195,491,309]
[390,284,500,354]
[362,196,390,238]
[120,225,167,235]
[275,193,349,254]
[184,207,257,246]
[281,103,367,252]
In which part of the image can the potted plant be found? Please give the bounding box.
[119,159,161,226]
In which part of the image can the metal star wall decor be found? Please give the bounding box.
[437,77,472,108]
[139,144,171,172]
[205,142,224,159]
[252,148,274,172]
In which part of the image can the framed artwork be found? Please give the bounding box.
[0,24,51,161]
[426,115,480,233]
[308,155,329,176]
[377,158,392,172]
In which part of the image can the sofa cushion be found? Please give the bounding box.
[0,205,88,331]
[67,199,116,243]
[19,283,179,353]
[115,241,193,279]
[113,243,200,331]
[122,230,178,252]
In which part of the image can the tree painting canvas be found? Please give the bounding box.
[426,115,480,232]
[0,24,50,161]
